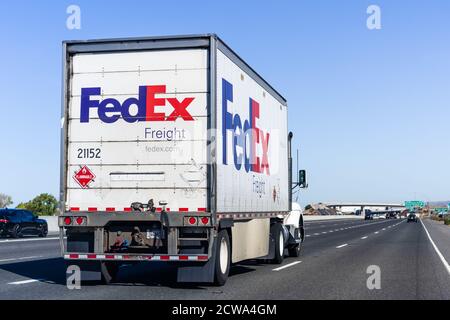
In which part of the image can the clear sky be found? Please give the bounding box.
[0,0,449,206]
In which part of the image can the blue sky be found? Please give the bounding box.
[0,0,449,206]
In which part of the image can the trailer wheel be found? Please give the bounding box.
[271,223,285,264]
[100,262,119,284]
[214,230,230,286]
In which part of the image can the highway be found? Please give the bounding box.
[1,218,450,299]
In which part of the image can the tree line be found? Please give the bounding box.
[0,193,58,216]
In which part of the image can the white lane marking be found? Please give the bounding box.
[361,236,368,239]
[273,261,302,271]
[0,237,60,244]
[374,231,379,234]
[314,233,319,236]
[8,279,44,285]
[329,230,334,233]
[306,235,311,237]
[0,256,44,263]
[382,228,386,231]
[420,220,450,275]
[336,244,348,249]
[322,232,327,234]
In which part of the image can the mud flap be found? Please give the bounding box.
[176,240,217,283]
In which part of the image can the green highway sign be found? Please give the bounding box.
[404,201,425,209]
[435,208,448,214]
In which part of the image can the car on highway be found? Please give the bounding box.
[0,208,48,238]
[407,212,418,223]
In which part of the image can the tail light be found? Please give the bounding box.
[64,217,72,226]
[0,219,8,223]
[75,217,85,225]
[200,217,210,225]
[188,217,197,225]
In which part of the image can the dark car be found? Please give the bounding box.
[407,213,418,223]
[0,209,48,238]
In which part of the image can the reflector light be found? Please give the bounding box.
[201,217,210,225]
[188,217,197,225]
[75,217,84,225]
[64,217,72,225]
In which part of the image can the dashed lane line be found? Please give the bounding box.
[0,256,44,263]
[273,261,302,271]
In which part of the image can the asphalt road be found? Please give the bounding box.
[1,218,450,299]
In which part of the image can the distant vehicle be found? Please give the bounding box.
[364,210,373,220]
[385,212,398,219]
[0,208,48,238]
[407,213,418,223]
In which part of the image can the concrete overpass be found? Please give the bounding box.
[326,203,406,214]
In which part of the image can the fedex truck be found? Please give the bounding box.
[59,34,305,285]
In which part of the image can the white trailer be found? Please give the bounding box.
[59,34,305,285]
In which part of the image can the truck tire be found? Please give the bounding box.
[271,223,285,264]
[289,217,305,257]
[214,230,231,286]
[100,262,119,284]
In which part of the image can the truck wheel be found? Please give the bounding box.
[288,218,304,258]
[214,230,230,286]
[271,223,285,264]
[100,262,119,284]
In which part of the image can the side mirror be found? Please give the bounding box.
[299,170,308,188]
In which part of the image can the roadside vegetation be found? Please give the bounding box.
[0,193,58,216]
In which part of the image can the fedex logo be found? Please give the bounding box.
[222,79,270,176]
[80,85,195,123]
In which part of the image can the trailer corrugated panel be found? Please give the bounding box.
[215,48,289,213]
[65,49,209,211]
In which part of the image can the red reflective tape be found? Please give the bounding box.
[160,255,170,260]
[123,255,131,260]
[88,207,97,212]
[69,254,79,259]
[70,207,80,212]
[197,255,208,261]
[156,208,162,212]
[105,255,115,259]
[124,207,132,212]
[179,208,189,212]
[87,254,97,259]
[179,255,189,261]
[106,208,116,212]
[197,208,206,212]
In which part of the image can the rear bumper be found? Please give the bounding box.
[64,253,209,262]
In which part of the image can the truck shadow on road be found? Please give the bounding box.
[0,258,266,289]
[0,257,67,285]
